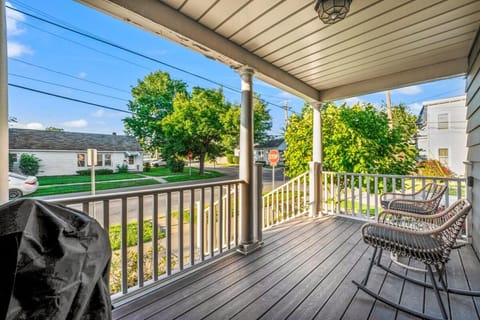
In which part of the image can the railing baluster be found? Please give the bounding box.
[209,186,214,257]
[137,196,144,287]
[189,189,194,266]
[366,175,370,219]
[200,188,205,261]
[297,177,301,215]
[359,175,363,217]
[178,190,184,271]
[343,174,347,215]
[218,185,223,253]
[286,183,290,219]
[121,197,128,294]
[227,185,231,249]
[153,194,158,281]
[351,174,355,216]
[374,176,379,220]
[102,199,109,231]
[83,202,89,215]
[445,180,450,207]
[166,192,171,276]
[234,184,239,247]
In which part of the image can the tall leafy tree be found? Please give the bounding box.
[221,93,273,153]
[284,102,418,177]
[161,87,228,174]
[123,71,187,153]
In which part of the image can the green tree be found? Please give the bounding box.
[284,102,418,177]
[161,87,228,174]
[45,126,64,132]
[19,154,41,176]
[221,93,273,153]
[123,71,187,153]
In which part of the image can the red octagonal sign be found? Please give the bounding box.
[268,150,280,166]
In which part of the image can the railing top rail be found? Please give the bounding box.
[322,171,466,182]
[55,179,245,205]
[263,171,308,198]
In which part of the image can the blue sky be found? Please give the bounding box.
[7,1,467,137]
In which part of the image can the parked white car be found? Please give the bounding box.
[8,172,39,199]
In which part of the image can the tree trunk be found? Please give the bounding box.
[199,152,205,175]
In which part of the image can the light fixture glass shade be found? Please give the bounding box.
[315,0,352,24]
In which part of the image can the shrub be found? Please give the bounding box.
[117,163,129,173]
[109,219,165,250]
[226,154,239,164]
[76,169,114,176]
[143,162,151,172]
[19,154,40,176]
[168,158,185,173]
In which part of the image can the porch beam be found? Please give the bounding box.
[237,66,262,255]
[319,58,467,101]
[0,0,8,204]
[76,0,320,102]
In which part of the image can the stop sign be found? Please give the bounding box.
[187,151,193,160]
[268,150,280,166]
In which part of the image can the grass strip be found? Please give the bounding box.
[38,173,144,185]
[30,179,160,196]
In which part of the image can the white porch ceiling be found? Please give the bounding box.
[78,0,480,102]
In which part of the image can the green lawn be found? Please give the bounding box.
[164,170,223,182]
[143,166,201,176]
[30,179,160,197]
[38,173,144,185]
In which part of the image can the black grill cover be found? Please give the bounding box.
[0,199,111,320]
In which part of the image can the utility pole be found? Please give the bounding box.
[386,90,393,129]
[284,100,289,129]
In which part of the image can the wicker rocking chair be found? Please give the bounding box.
[380,182,447,215]
[353,199,477,320]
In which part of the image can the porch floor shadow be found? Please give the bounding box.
[113,215,480,320]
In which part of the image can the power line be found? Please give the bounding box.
[10,58,131,94]
[9,73,129,102]
[6,5,297,114]
[8,83,133,114]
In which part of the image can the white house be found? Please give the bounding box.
[416,96,467,176]
[9,128,144,176]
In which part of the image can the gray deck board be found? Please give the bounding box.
[113,215,480,320]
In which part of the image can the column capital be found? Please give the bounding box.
[236,65,255,77]
[309,101,323,110]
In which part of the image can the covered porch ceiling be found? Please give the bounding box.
[77,0,480,102]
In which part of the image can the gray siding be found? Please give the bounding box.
[466,29,480,255]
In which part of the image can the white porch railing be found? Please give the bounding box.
[262,171,309,229]
[262,170,467,232]
[55,179,243,300]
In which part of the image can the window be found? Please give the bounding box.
[10,153,17,162]
[438,148,448,166]
[104,154,112,166]
[97,153,103,167]
[128,155,134,165]
[77,153,86,167]
[437,113,448,129]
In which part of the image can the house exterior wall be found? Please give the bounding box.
[417,96,467,175]
[9,150,143,176]
[254,141,286,165]
[466,29,480,255]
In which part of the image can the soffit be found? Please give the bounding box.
[77,0,480,101]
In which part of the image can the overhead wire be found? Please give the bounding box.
[9,83,133,114]
[9,73,130,102]
[7,4,297,114]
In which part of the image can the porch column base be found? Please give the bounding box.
[237,241,264,255]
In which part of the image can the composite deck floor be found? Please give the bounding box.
[113,215,480,320]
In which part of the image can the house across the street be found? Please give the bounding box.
[416,96,467,176]
[254,138,286,165]
[9,128,144,176]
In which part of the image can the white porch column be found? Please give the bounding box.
[0,0,8,204]
[309,102,323,217]
[237,66,262,255]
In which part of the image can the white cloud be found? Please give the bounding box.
[62,119,88,128]
[7,41,33,57]
[277,91,295,99]
[343,97,362,106]
[78,71,87,79]
[91,109,105,117]
[6,2,26,36]
[395,85,422,95]
[9,122,45,130]
[408,102,423,114]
